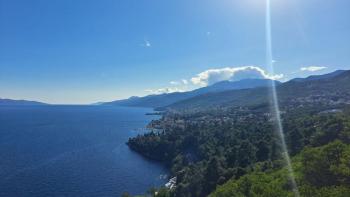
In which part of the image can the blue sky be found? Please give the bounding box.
[0,0,349,104]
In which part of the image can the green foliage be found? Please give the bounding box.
[301,140,350,187]
[127,104,350,196]
[211,141,350,197]
[210,171,292,197]
[124,72,350,196]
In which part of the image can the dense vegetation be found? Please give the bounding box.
[211,140,350,197]
[126,104,350,196]
[125,71,350,196]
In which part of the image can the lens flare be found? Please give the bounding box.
[265,0,300,196]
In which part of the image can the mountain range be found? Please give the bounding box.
[290,69,346,82]
[103,70,348,110]
[102,78,281,108]
[1,70,347,108]
[166,70,350,110]
[0,98,47,106]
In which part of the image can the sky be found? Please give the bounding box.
[0,0,349,104]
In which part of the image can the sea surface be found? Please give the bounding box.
[0,105,167,197]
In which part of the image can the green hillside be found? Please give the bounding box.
[127,105,350,196]
[211,140,350,197]
[125,70,350,197]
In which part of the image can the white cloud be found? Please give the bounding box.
[145,66,284,95]
[191,66,283,86]
[300,66,327,72]
[170,81,179,85]
[170,79,188,86]
[145,87,185,95]
[147,79,191,95]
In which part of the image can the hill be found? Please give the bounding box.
[166,70,350,110]
[0,98,47,106]
[210,140,350,197]
[127,98,350,197]
[125,69,350,197]
[103,79,280,108]
[290,70,346,82]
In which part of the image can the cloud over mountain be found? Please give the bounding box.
[191,66,283,86]
[145,87,185,94]
[300,66,327,72]
[145,66,283,94]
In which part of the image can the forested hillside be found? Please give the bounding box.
[124,70,350,197]
[126,104,350,196]
[211,140,350,197]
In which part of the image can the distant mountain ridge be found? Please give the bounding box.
[193,78,281,95]
[0,98,47,106]
[290,70,346,82]
[102,78,280,108]
[165,69,350,110]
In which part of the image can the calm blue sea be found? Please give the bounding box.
[0,105,167,197]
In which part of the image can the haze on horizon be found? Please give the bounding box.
[1,0,349,104]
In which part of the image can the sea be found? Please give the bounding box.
[0,105,167,197]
